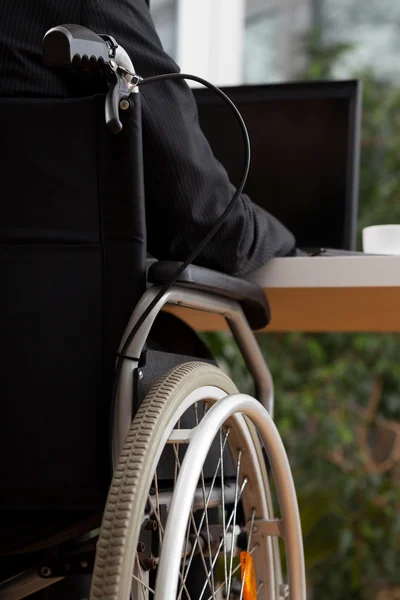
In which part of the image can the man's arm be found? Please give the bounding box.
[82,0,296,275]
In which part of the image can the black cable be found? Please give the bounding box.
[109,72,250,463]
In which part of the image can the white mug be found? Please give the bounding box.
[362,225,400,255]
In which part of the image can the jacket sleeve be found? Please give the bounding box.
[82,0,296,275]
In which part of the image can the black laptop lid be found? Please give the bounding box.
[194,80,362,250]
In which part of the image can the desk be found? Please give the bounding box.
[166,256,400,332]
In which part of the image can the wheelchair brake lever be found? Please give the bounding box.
[104,70,131,134]
[43,24,142,134]
[105,43,142,133]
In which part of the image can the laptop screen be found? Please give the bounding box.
[194,80,362,250]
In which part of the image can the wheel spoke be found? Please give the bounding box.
[134,554,151,600]
[154,469,163,547]
[226,449,243,600]
[170,425,193,600]
[195,403,216,598]
[178,567,193,600]
[181,506,192,594]
[173,418,181,485]
[198,478,248,600]
[172,442,214,598]
[180,518,194,600]
[147,493,165,536]
[178,429,231,600]
[219,428,229,588]
[239,508,256,600]
[247,508,256,552]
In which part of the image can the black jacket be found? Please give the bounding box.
[0,0,296,275]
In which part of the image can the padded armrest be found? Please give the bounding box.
[147,261,270,330]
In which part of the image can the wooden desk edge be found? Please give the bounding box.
[165,287,400,332]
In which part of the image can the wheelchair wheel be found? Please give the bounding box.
[90,362,303,600]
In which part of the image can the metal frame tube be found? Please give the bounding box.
[226,312,274,416]
[113,284,274,462]
[0,569,64,600]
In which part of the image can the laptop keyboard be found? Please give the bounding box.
[305,248,376,257]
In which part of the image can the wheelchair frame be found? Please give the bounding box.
[113,281,275,463]
[0,284,305,600]
[106,282,305,600]
[0,25,305,598]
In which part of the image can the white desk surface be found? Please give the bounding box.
[245,256,400,288]
[167,256,400,332]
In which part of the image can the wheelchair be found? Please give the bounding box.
[0,25,306,600]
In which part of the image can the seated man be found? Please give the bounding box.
[0,2,296,597]
[0,0,297,275]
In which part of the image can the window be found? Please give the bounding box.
[244,9,282,83]
[151,0,245,86]
[321,0,400,82]
[243,0,311,83]
[151,0,178,59]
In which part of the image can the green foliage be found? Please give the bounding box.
[358,72,400,232]
[300,28,354,81]
[204,330,400,598]
[203,24,400,600]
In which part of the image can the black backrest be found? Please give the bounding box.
[0,96,146,517]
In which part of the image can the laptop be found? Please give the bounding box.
[194,80,363,256]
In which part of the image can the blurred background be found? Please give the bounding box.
[151,2,400,599]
